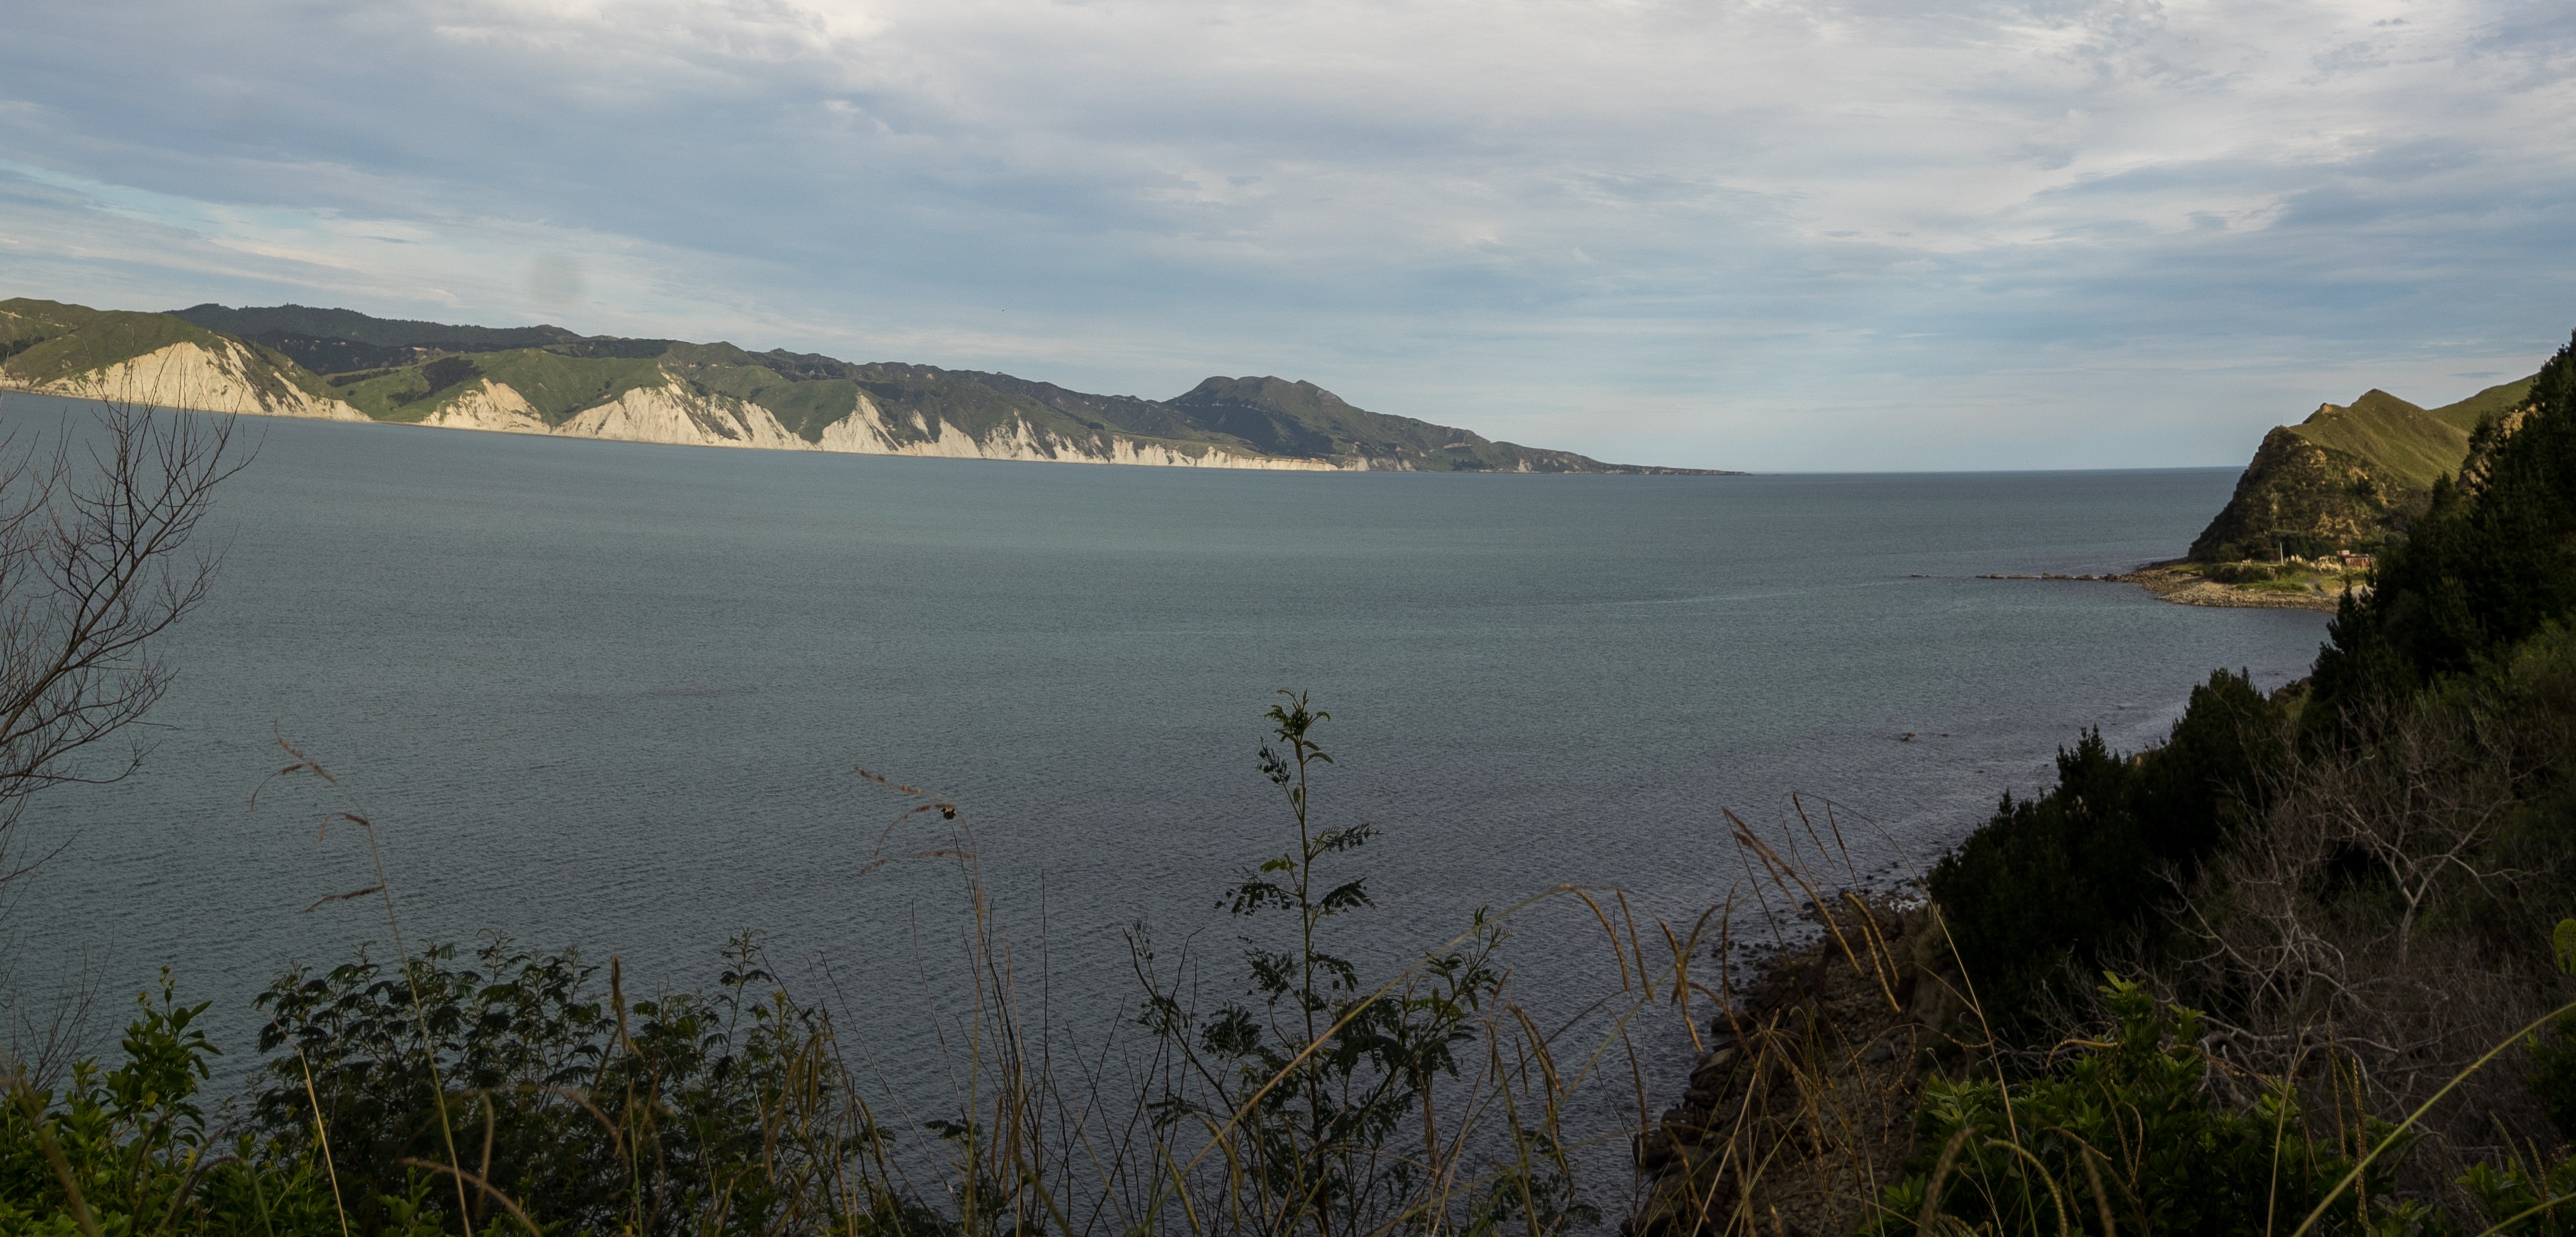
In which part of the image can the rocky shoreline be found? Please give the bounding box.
[1954,564,2346,612]
[2110,564,2347,612]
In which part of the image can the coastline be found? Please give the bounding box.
[1640,556,2350,1228]
[1638,557,2345,1228]
[1961,563,2347,611]
[2111,563,2349,612]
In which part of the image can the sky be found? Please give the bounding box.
[1,0,2571,471]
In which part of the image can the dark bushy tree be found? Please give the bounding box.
[253,934,887,1236]
[2313,331,2576,720]
[1866,979,2415,1236]
[1928,671,2281,1024]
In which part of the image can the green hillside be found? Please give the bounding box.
[3,298,208,384]
[1169,375,1701,474]
[2189,375,2538,563]
[235,304,1723,470]
[170,302,580,350]
[0,297,109,356]
[854,364,1096,447]
[169,302,584,375]
[2428,374,2536,431]
[669,347,1243,451]
[667,345,865,441]
[2283,389,2466,490]
[956,369,1248,445]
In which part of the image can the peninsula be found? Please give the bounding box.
[0,298,1734,474]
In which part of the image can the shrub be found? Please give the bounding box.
[1866,978,2419,1236]
[0,978,370,1236]
[2313,331,2576,720]
[251,933,904,1236]
[1927,671,2282,1026]
[1131,691,1591,1237]
[2462,1150,2576,1235]
[2204,561,2285,585]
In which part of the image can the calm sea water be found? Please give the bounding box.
[1,393,2327,1105]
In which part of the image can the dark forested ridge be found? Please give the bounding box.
[1902,329,2576,1225]
[170,304,585,350]
[1944,333,2576,1016]
[170,302,587,375]
[1625,329,2576,1234]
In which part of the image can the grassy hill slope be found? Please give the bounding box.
[2285,389,2465,490]
[1169,375,1712,474]
[5,298,228,385]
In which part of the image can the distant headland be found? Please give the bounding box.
[0,298,1737,475]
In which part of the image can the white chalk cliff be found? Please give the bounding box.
[17,358,1352,470]
[416,379,550,434]
[553,383,811,451]
[14,358,1349,474]
[806,390,1343,468]
[9,341,368,422]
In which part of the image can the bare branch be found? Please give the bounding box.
[0,388,250,893]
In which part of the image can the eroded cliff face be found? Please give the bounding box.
[2458,404,2538,497]
[806,397,1341,468]
[9,341,367,422]
[1095,437,1344,470]
[2187,424,2408,562]
[11,297,1727,474]
[408,370,1355,468]
[555,383,810,451]
[11,353,1355,470]
[417,380,549,434]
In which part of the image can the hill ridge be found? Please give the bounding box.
[2189,374,2537,563]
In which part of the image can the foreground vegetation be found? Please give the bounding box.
[3,703,1621,1237]
[1896,329,2576,1230]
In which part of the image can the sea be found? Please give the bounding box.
[0,391,2329,1149]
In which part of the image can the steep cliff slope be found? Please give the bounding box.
[2188,377,2536,562]
[4,299,1731,474]
[0,298,365,420]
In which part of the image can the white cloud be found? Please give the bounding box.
[0,0,2569,468]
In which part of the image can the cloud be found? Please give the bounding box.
[0,0,2569,468]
